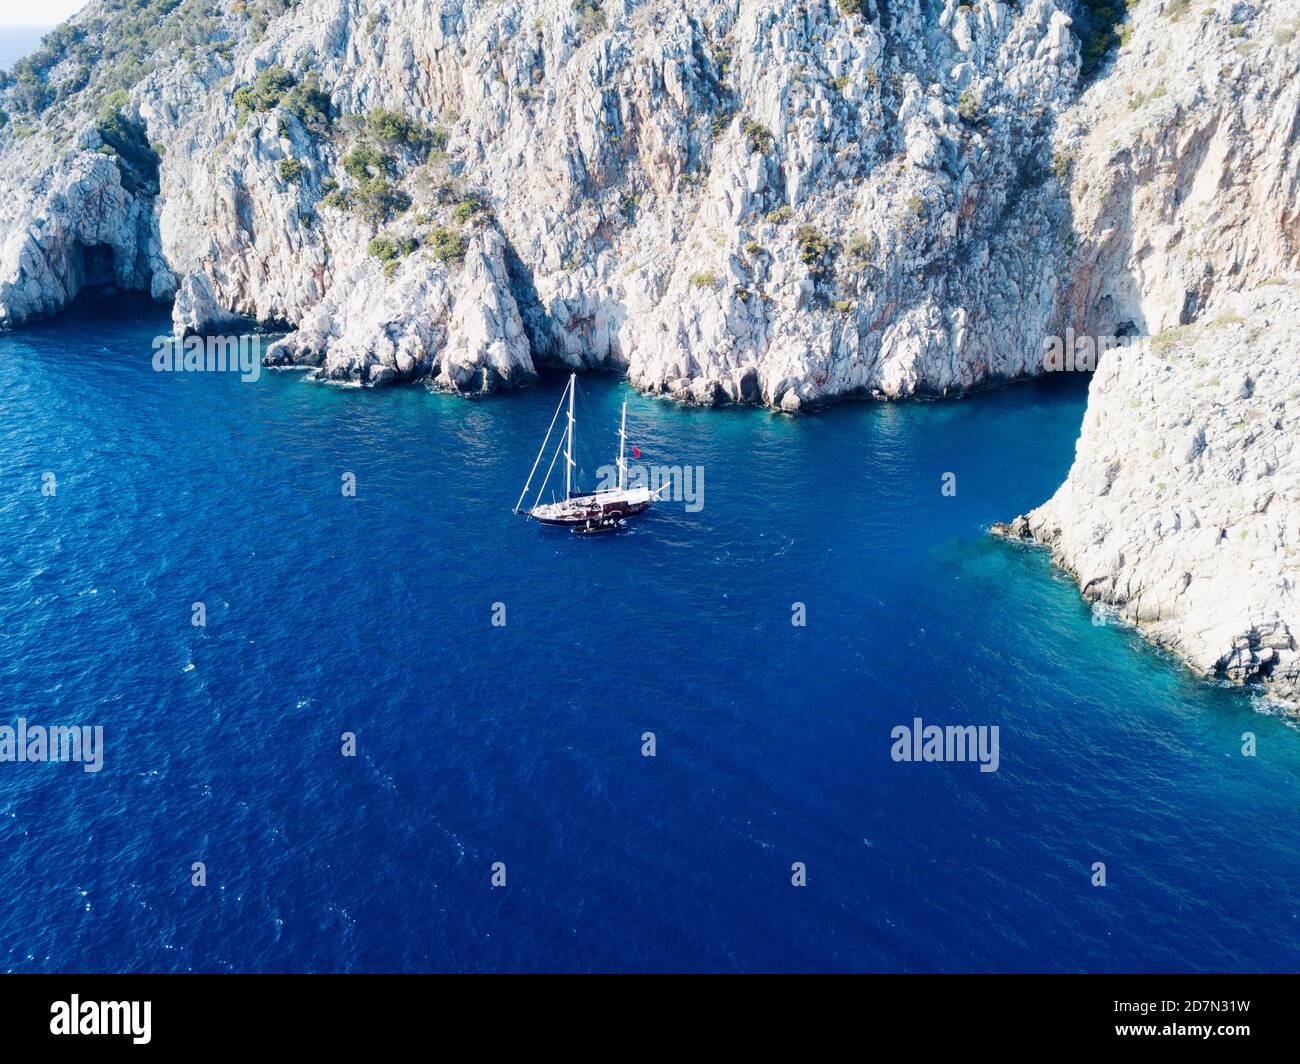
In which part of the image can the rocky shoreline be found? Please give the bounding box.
[2,0,1087,402]
[994,280,1300,706]
[1,0,1297,699]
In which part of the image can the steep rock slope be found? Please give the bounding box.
[999,281,1300,702]
[999,0,1300,703]
[0,0,1081,400]
[1055,0,1299,339]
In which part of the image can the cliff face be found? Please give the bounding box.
[2,2,1297,696]
[1001,281,1300,703]
[0,0,1082,402]
[998,0,1300,703]
[1055,0,1299,340]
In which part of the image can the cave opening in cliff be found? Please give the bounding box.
[73,242,121,295]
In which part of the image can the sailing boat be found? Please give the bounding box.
[514,374,659,530]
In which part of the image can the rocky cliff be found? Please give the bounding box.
[2,0,1298,698]
[998,281,1300,703]
[996,0,1300,704]
[1,0,1085,402]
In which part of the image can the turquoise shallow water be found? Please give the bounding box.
[1,296,1298,972]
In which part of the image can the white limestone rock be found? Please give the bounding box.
[999,281,1300,704]
[0,0,1084,401]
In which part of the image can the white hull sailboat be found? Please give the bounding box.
[514,374,660,531]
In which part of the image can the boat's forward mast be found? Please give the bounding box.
[565,370,575,500]
[514,373,574,515]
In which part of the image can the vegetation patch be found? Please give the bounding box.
[366,108,426,147]
[368,232,419,277]
[233,65,293,128]
[957,90,982,125]
[1077,0,1136,80]
[343,142,393,181]
[1051,149,1076,181]
[845,233,877,267]
[1,0,237,118]
[795,224,833,268]
[1150,323,1195,355]
[1128,84,1167,110]
[429,225,468,265]
[741,118,775,154]
[350,177,411,226]
[95,95,160,191]
[573,0,606,36]
[452,193,491,225]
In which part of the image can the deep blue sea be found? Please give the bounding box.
[2,297,1298,973]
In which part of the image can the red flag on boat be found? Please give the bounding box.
[632,444,641,458]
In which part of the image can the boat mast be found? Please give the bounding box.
[565,372,575,500]
[617,399,627,491]
[514,377,567,514]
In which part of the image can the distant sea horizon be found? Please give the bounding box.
[0,26,53,72]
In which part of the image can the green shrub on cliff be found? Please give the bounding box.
[429,225,468,264]
[741,118,774,154]
[573,0,606,36]
[233,65,295,127]
[452,194,491,225]
[350,175,411,226]
[366,108,424,147]
[1078,0,1135,80]
[368,233,419,276]
[795,224,833,267]
[845,233,877,264]
[343,142,394,181]
[281,74,332,132]
[95,101,160,191]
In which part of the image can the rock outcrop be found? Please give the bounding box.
[996,0,1300,704]
[997,281,1300,703]
[1,0,1085,400]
